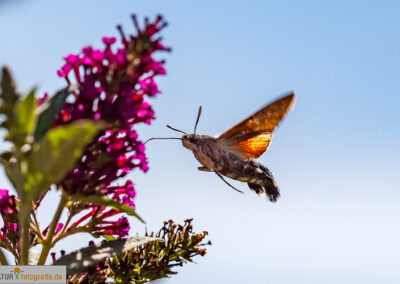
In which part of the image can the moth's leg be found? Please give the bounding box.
[198,166,211,172]
[214,171,244,194]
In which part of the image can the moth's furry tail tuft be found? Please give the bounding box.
[248,179,280,202]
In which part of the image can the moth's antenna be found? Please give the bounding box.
[166,125,187,134]
[144,137,182,144]
[194,106,202,134]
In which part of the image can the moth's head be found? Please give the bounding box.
[182,134,199,150]
[157,105,203,151]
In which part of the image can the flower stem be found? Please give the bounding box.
[55,207,73,239]
[19,202,30,265]
[37,193,66,265]
[53,226,87,244]
[32,211,45,241]
[0,248,8,265]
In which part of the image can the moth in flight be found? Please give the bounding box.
[146,92,295,202]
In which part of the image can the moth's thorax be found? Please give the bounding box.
[182,133,243,172]
[181,134,223,169]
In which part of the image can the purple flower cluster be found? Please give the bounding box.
[56,15,168,189]
[0,189,19,247]
[0,189,18,222]
[50,16,169,237]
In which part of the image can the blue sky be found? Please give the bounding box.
[0,0,399,283]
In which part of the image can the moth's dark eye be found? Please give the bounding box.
[190,138,196,143]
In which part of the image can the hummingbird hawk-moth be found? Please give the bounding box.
[147,92,295,202]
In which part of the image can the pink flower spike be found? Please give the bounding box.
[150,59,167,75]
[55,223,64,234]
[64,54,79,64]
[0,189,19,223]
[81,56,93,65]
[92,49,105,61]
[139,77,160,96]
[102,36,117,45]
[116,155,129,167]
[56,70,65,78]
[51,15,170,202]
[42,223,64,237]
[141,163,149,172]
[57,63,73,78]
[94,216,130,238]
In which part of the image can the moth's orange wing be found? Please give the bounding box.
[219,93,295,141]
[219,93,295,159]
[233,133,273,158]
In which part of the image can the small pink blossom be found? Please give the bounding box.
[93,216,130,238]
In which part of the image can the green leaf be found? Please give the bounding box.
[0,66,19,115]
[70,194,145,224]
[24,120,103,201]
[16,89,36,138]
[1,150,24,195]
[34,86,70,142]
[103,235,116,241]
[2,88,37,146]
[53,236,162,275]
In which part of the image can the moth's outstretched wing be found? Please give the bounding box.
[218,92,295,158]
[231,133,273,158]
